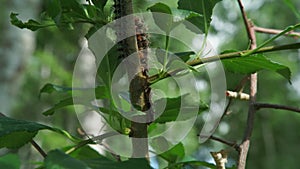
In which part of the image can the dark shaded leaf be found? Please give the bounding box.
[42,97,74,116]
[222,54,291,83]
[148,3,174,33]
[166,160,217,169]
[160,143,185,163]
[46,0,62,18]
[83,158,152,169]
[45,150,91,169]
[10,13,54,31]
[68,145,103,160]
[95,85,110,99]
[154,95,208,123]
[174,51,195,62]
[0,116,51,149]
[178,0,222,33]
[148,3,203,34]
[39,83,72,97]
[91,0,108,10]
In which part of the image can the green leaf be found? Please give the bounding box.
[222,54,292,83]
[95,85,110,99]
[160,143,185,163]
[45,150,91,169]
[148,3,174,34]
[83,158,152,169]
[67,145,103,160]
[178,0,222,33]
[39,83,109,99]
[39,83,72,97]
[91,0,108,10]
[59,0,87,18]
[165,160,217,169]
[174,51,195,62]
[10,13,54,31]
[42,97,74,116]
[154,95,208,123]
[0,154,20,169]
[0,116,51,149]
[46,0,62,18]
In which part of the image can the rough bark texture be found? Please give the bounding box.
[113,0,151,158]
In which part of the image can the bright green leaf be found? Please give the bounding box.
[222,54,291,83]
[45,150,91,169]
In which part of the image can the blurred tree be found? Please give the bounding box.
[0,0,40,115]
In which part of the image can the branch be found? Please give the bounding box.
[237,0,256,49]
[199,134,239,151]
[254,103,300,113]
[30,140,47,158]
[236,0,257,169]
[148,42,300,84]
[254,26,300,38]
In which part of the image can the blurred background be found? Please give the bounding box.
[0,0,299,168]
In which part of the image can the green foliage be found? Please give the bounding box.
[39,83,73,97]
[42,97,74,116]
[10,13,54,31]
[154,95,208,123]
[178,0,222,33]
[0,154,20,169]
[5,0,300,168]
[148,3,203,34]
[160,143,185,163]
[222,53,291,83]
[0,116,51,148]
[45,150,91,169]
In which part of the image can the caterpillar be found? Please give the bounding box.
[113,0,152,119]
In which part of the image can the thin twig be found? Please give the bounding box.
[255,103,300,113]
[254,26,300,38]
[236,0,257,169]
[30,140,47,158]
[237,0,256,48]
[65,132,118,154]
[199,135,239,151]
